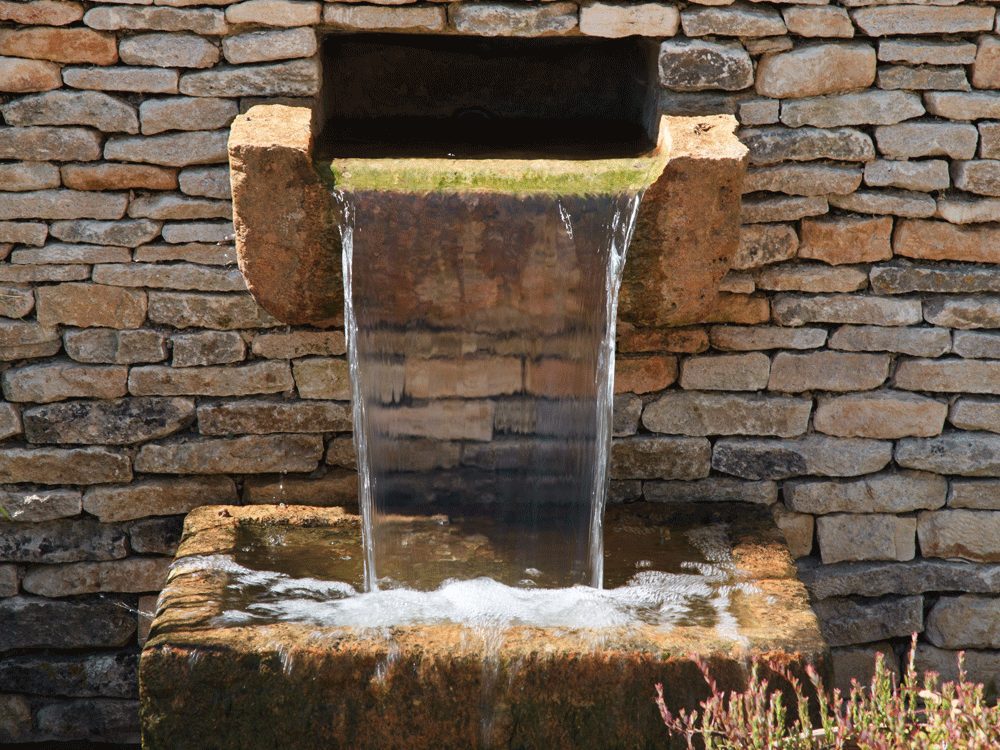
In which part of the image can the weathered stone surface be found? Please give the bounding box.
[83,5,228,34]
[226,0,320,26]
[243,471,358,505]
[0,55,61,93]
[875,122,978,159]
[750,263,859,294]
[35,698,139,745]
[936,196,1000,224]
[0,0,83,26]
[0,652,137,699]
[831,643,899,693]
[23,557,170,597]
[0,488,80,523]
[0,693,31,742]
[36,283,147,329]
[952,160,1000,198]
[23,397,193,445]
[710,325,825,351]
[971,36,1000,90]
[129,361,292,397]
[0,403,19,441]
[11,243,128,265]
[222,27,317,64]
[0,286,34,319]
[769,351,889,392]
[926,595,1000,649]
[643,478,777,505]
[981,121,1000,159]
[744,164,860,196]
[781,90,922,128]
[871,263,1000,295]
[64,329,166,365]
[84,477,236,522]
[772,294,921,326]
[292,358,350,400]
[135,434,323,474]
[612,393,641,437]
[925,91,1000,120]
[895,359,1000,395]
[782,6,853,37]
[811,595,922,647]
[136,242,236,265]
[129,517,184,555]
[919,510,1000,561]
[617,325,709,355]
[950,479,1000,509]
[817,514,915,564]
[894,220,1000,263]
[815,392,946,438]
[181,58,321,97]
[798,215,891,265]
[170,331,244,367]
[797,557,1000,600]
[831,189,936,218]
[0,597,135,652]
[147,291,279,329]
[0,27,117,65]
[757,44,875,99]
[714,436,891,480]
[924,296,1000,329]
[3,361,127,404]
[450,2,571,36]
[120,33,218,69]
[785,470,946,514]
[0,320,59,352]
[741,194,827,223]
[580,2,679,38]
[741,126,874,165]
[140,97,237,136]
[738,98,780,126]
[915,644,1000,695]
[50,218,161,247]
[132,197,229,225]
[610,437,711,480]
[879,65,970,92]
[94,263,244,292]
[325,436,357,469]
[198,399,351,435]
[897,434,1000,475]
[852,6,994,36]
[0,264,89,283]
[0,518,127,563]
[63,66,179,94]
[772,505,813,557]
[953,332,1000,360]
[0,188,128,221]
[679,352,770,390]
[614,355,677,394]
[160,221,233,244]
[105,130,228,167]
[251,331,346,358]
[0,221,47,246]
[643,392,810,437]
[879,39,976,65]
[682,5,784,37]
[178,166,231,199]
[658,39,753,91]
[1,91,137,134]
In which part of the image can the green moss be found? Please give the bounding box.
[318,151,670,196]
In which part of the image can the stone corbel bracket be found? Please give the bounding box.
[229,106,748,330]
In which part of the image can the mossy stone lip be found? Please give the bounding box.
[319,119,671,196]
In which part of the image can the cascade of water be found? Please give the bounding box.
[340,188,644,592]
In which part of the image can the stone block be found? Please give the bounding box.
[292,357,350,400]
[981,121,1000,158]
[768,351,889,392]
[0,27,117,65]
[105,130,229,167]
[925,91,1000,120]
[3,361,127,404]
[0,0,84,26]
[756,264,867,293]
[23,557,171,597]
[918,510,1000,561]
[897,434,1000,475]
[0,55,61,93]
[658,39,753,91]
[875,122,978,159]
[34,698,139,745]
[772,505,814,557]
[147,291,279,329]
[222,28,318,64]
[914,644,1000,695]
[895,359,1000,395]
[1,91,137,133]
[782,6,853,37]
[610,436,711,480]
[130,517,198,555]
[953,331,1000,360]
[894,220,1000,263]
[0,597,135,652]
[226,0,320,26]
[94,263,244,292]
[852,6,994,36]
[784,470,947,514]
[645,478,778,505]
[743,164,861,196]
[243,471,359,505]
[924,296,1000,329]
[830,643,899,693]
[325,3,446,31]
[814,392,947,438]
[50,218,161,247]
[798,215,891,265]
[816,514,915,564]
[681,5,785,37]
[781,90,922,128]
[830,189,935,218]
[643,392,811,437]
[709,325,825,351]
[772,294,921,326]
[741,126,874,165]
[614,355,677,394]
[878,39,976,65]
[0,518,127,563]
[83,5,228,34]
[0,488,81,522]
[713,436,892,480]
[84,477,237,522]
[617,325,709,355]
[171,331,245,367]
[950,479,1000,509]
[36,283,147,329]
[140,97,238,136]
[936,196,1000,224]
[449,2,572,36]
[797,558,1000,601]
[251,331,346,358]
[0,286,33,319]
[63,66,179,94]
[926,595,1000,650]
[612,393,641,437]
[0,221,47,246]
[120,33,218,68]
[23,397,193,445]
[871,263,1000,295]
[878,65,969,92]
[136,242,235,265]
[952,159,1000,197]
[11,243,128,265]
[64,329,167,365]
[811,595,922,647]
[741,194,827,223]
[160,221,233,244]
[0,652,137,699]
[678,352,770,390]
[0,264,89,283]
[737,98,779,126]
[198,399,351,435]
[129,361,292,397]
[756,44,875,99]
[0,188,128,221]
[579,2,678,37]
[178,166,231,199]
[134,434,323,474]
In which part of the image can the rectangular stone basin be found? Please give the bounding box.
[140,503,826,750]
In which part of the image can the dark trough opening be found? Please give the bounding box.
[317,34,660,159]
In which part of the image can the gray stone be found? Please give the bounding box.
[925,91,1000,120]
[0,286,33,319]
[816,514,915,564]
[127,516,184,555]
[895,359,1000,395]
[11,243,129,265]
[0,189,127,221]
[222,27,317,64]
[94,262,244,292]
[579,2,679,38]
[772,506,814,557]
[23,557,170,597]
[713,436,892,480]
[0,597,135,652]
[797,557,1000,600]
[981,121,1000,158]
[926,595,1000,649]
[83,5,228,34]
[852,6,994,36]
[879,39,977,65]
[0,125,102,161]
[644,478,778,505]
[0,518,126,563]
[612,393,641,437]
[172,331,245,367]
[0,652,137,699]
[610,436,711,480]
[829,325,950,357]
[0,693,30,743]
[871,264,1000,295]
[756,44,876,99]
[23,397,194,445]
[84,477,237,522]
[658,39,753,92]
[768,351,889,392]
[3,361,128,403]
[134,434,323,474]
[744,164,861,196]
[875,121,978,159]
[681,5,785,37]
[782,6,854,37]
[864,159,950,191]
[35,698,139,746]
[924,296,1000,329]
[325,436,357,469]
[135,242,236,266]
[0,446,131,485]
[178,166,231,199]
[198,399,351,435]
[243,470,358,506]
[741,194,827,223]
[0,264,89,283]
[678,352,770,391]
[0,488,81,522]
[643,392,811,437]
[105,130,228,167]
[709,325,826,351]
[128,194,231,221]
[814,392,947,438]
[755,265,868,293]
[741,126,875,165]
[140,97,237,136]
[738,98,780,126]
[920,510,1000,561]
[914,644,1000,695]
[772,294,922,326]
[953,332,1000,360]
[0,91,138,133]
[953,160,1000,197]
[811,595,922,647]
[64,328,167,364]
[147,291,279,329]
[63,66,179,94]
[179,59,320,97]
[897,434,1000,476]
[129,361,292,397]
[732,223,798,269]
[828,189,935,218]
[251,330,346,358]
[120,33,219,68]
[0,220,47,246]
[36,282,147,329]
[160,221,233,244]
[784,470,946,514]
[830,644,899,694]
[49,218,161,247]
[780,90,922,128]
[950,479,1000,509]
[450,2,572,36]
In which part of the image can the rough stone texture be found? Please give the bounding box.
[865,159,950,192]
[894,220,1000,263]
[709,325,825,351]
[643,392,810,437]
[950,398,1000,433]
[83,6,228,35]
[797,558,1000,601]
[199,399,350,435]
[781,90,922,129]
[918,510,1000,561]
[915,644,1000,695]
[713,436,892,480]
[926,595,1000,649]
[84,477,236,522]
[140,97,237,137]
[756,44,876,99]
[785,470,947,514]
[782,7,853,38]
[129,361,292,397]
[925,91,1000,120]
[744,164,861,197]
[798,215,890,265]
[0,447,130,485]
[871,264,1000,296]
[811,595,922,647]
[773,295,922,327]
[0,27,117,66]
[659,39,753,92]
[222,28,318,64]
[950,480,1000,509]
[0,488,81,523]
[134,435,323,474]
[830,643,898,693]
[813,392,947,438]
[23,558,171,597]
[147,292,278,330]
[611,436,711,480]
[1,91,138,134]
[741,126,875,165]
[852,6,995,36]
[897,434,1000,476]
[64,329,167,365]
[678,352,770,391]
[875,122,978,160]
[292,358,350,400]
[450,3,571,36]
[36,283,147,329]
[768,351,889,392]
[895,359,1000,395]
[816,514,915,564]
[3,361,128,404]
[23,397,194,445]
[0,597,135,652]
[105,130,229,168]
[580,2,679,38]
[0,652,137,699]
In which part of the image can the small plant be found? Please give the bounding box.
[656,635,1000,750]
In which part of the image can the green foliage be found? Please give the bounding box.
[657,635,1000,750]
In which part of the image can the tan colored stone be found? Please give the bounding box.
[879,39,976,65]
[815,392,946,438]
[875,122,978,159]
[0,286,33,319]
[36,283,146,329]
[129,361,292,397]
[0,446,130,484]
[614,355,677,394]
[894,219,1000,263]
[105,130,228,167]
[853,6,994,36]
[226,0,320,26]
[831,643,899,693]
[171,331,245,367]
[0,127,101,162]
[950,398,1000,433]
[732,223,797,269]
[64,329,166,365]
[781,90,922,128]
[450,2,572,36]
[243,470,358,505]
[896,358,1000,395]
[953,331,1000,359]
[786,470,946,515]
[679,352,770,391]
[926,595,1000,650]
[610,436,711,480]
[161,221,232,244]
[756,44,875,99]
[23,558,170,597]
[24,396,192,445]
[681,5,785,37]
[61,163,177,191]
[134,434,323,474]
[741,126,874,165]
[741,194,827,223]
[769,351,889,393]
[84,477,237,522]
[864,159,950,192]
[743,164,861,196]
[878,65,970,92]
[644,392,810,437]
[772,506,813,558]
[1,91,137,134]
[140,97,238,137]
[292,357,351,400]
[147,291,278,329]
[0,222,46,246]
[0,189,128,221]
[617,325,709,354]
[782,6,853,37]
[755,264,867,293]
[924,296,1000,329]
[119,33,219,69]
[710,325,825,351]
[918,510,1000,561]
[3,361,127,403]
[180,58,319,97]
[178,166,230,199]
[63,66,179,94]
[713,436,893,480]
[0,56,61,93]
[935,195,1000,224]
[950,479,1000,510]
[198,399,350,435]
[952,160,1000,197]
[83,5,229,34]
[898,434,1000,475]
[772,294,921,326]
[580,2,679,38]
[817,514,915,564]
[925,91,1000,120]
[737,98,779,126]
[251,331,346,358]
[50,218,161,247]
[0,490,80,523]
[136,242,235,265]
[403,356,521,399]
[0,162,59,192]
[222,27,317,64]
[831,189,936,218]
[0,27,116,65]
[980,121,1000,158]
[0,0,83,26]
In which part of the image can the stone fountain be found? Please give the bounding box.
[140,34,825,750]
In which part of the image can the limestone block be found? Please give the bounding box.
[0,27,117,65]
[919,511,1000,561]
[1,91,137,134]
[178,166,231,199]
[878,39,976,65]
[251,331,346,358]
[712,436,892,480]
[980,121,1000,158]
[643,392,811,437]
[0,488,79,522]
[243,471,358,505]
[36,283,147,329]
[198,399,351,435]
[0,0,84,26]
[756,44,876,99]
[924,296,1000,329]
[925,91,1000,120]
[50,219,161,247]
[864,159,949,191]
[710,325,825,351]
[610,436,711,480]
[785,470,946,514]
[0,162,59,192]
[732,224,797,269]
[222,28,318,64]
[83,477,237,522]
[225,0,321,27]
[814,392,946,438]
[950,397,1000,433]
[579,2,679,38]
[875,122,978,159]
[161,221,233,243]
[678,352,769,391]
[129,361,292,397]
[62,163,177,191]
[147,291,279,329]
[23,558,171,597]
[895,359,1000,395]
[292,357,350,400]
[782,6,853,37]
[449,2,572,36]
[878,65,969,92]
[737,98,780,126]
[952,332,1000,360]
[0,447,130,485]
[797,558,1000,601]
[140,97,238,136]
[83,5,228,34]
[0,126,101,162]
[34,699,139,745]
[171,331,245,367]
[105,130,228,167]
[914,644,1000,695]
[817,514,915,564]
[741,126,874,164]
[781,90,922,128]
[3,361,128,404]
[744,164,861,196]
[135,242,235,265]
[830,643,898,693]
[768,351,889,392]
[63,66,179,94]
[772,294,921,326]
[741,194,827,223]
[681,5,785,37]
[614,355,677,394]
[23,397,193,445]
[0,652,136,700]
[936,196,1000,224]
[772,505,813,557]
[811,595,922,647]
[950,479,1000,509]
[0,221,47,246]
[612,393,641,437]
[134,434,323,474]
[0,597,135,652]
[852,6,994,36]
[829,189,935,218]
[658,39,753,91]
[799,215,891,265]
[645,478,778,505]
[756,265,867,293]
[120,33,218,68]
[898,435,1000,475]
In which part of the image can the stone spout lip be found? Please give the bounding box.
[228,105,748,329]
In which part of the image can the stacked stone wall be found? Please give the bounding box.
[0,0,999,743]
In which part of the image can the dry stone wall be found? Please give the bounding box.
[0,0,999,743]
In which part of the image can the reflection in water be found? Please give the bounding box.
[340,190,642,590]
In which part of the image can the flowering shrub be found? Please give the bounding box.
[656,636,1000,750]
